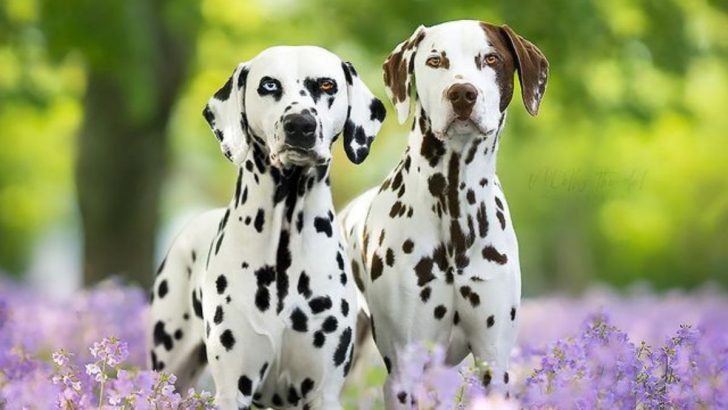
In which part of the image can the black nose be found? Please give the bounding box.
[447,83,478,120]
[283,113,317,149]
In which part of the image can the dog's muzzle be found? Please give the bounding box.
[447,83,478,120]
[276,112,326,167]
[283,113,317,149]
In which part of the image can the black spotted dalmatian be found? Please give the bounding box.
[338,20,548,407]
[149,46,385,410]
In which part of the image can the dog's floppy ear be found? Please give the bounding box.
[382,25,426,124]
[499,25,549,116]
[202,61,251,164]
[341,61,386,164]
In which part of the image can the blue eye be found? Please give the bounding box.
[258,77,282,97]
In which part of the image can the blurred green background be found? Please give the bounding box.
[1,0,726,295]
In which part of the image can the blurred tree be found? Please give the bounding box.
[38,0,201,287]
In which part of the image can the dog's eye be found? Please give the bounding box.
[426,56,441,68]
[319,80,335,92]
[262,81,278,91]
[319,79,336,93]
[485,54,499,65]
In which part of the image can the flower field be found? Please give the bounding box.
[1,280,726,409]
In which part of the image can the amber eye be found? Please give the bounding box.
[485,54,498,65]
[320,80,335,92]
[426,56,441,68]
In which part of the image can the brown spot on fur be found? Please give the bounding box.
[495,197,504,210]
[420,130,445,167]
[428,173,446,197]
[482,245,508,265]
[465,138,482,164]
[351,261,364,291]
[439,51,450,69]
[402,239,414,253]
[383,29,426,103]
[414,257,435,286]
[479,23,517,112]
[420,286,431,302]
[476,202,488,238]
[371,253,384,281]
[385,248,395,267]
[496,210,506,230]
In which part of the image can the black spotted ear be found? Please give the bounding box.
[382,25,426,124]
[342,61,386,164]
[500,25,549,116]
[202,62,251,164]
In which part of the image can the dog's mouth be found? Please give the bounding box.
[272,146,329,168]
[437,118,493,140]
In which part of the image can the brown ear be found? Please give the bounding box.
[500,25,549,116]
[382,25,426,124]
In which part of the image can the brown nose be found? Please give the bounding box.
[447,83,478,120]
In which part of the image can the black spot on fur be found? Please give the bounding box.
[192,290,203,319]
[288,385,301,405]
[313,216,332,237]
[313,331,326,348]
[276,230,291,314]
[238,375,253,396]
[214,75,233,101]
[511,306,517,321]
[336,252,345,270]
[254,266,275,312]
[157,280,168,298]
[153,321,173,351]
[370,98,386,122]
[341,299,349,316]
[322,316,338,333]
[290,308,308,332]
[301,378,315,397]
[487,315,495,328]
[466,189,476,204]
[383,356,392,374]
[309,296,332,313]
[220,329,235,351]
[272,394,283,406]
[297,271,312,299]
[214,305,223,324]
[434,305,447,319]
[254,209,265,233]
[216,275,227,294]
[333,327,352,366]
[454,311,460,325]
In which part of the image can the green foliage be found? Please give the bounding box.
[1,0,727,291]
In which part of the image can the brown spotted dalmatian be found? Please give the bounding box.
[149,46,385,410]
[339,20,548,407]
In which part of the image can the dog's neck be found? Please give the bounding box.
[225,142,334,235]
[406,103,506,180]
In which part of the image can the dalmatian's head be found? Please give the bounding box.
[204,46,385,168]
[383,20,548,139]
